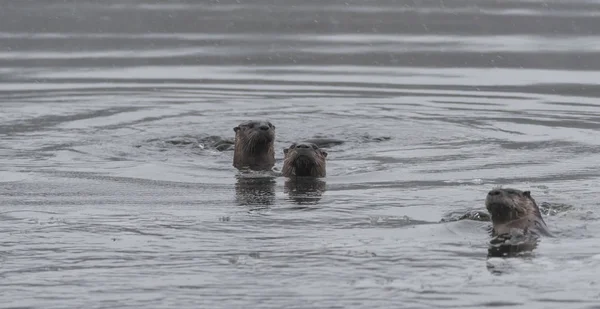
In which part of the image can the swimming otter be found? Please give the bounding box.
[485,188,551,237]
[485,188,551,257]
[282,142,327,178]
[232,120,276,171]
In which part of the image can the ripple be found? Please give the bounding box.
[2,0,600,308]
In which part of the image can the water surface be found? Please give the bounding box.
[2,1,600,308]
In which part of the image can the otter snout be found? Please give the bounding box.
[486,189,504,202]
[293,150,317,160]
[488,189,502,196]
[293,144,316,156]
[485,189,510,212]
[284,143,318,158]
[250,122,274,142]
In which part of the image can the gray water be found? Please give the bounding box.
[2,0,600,308]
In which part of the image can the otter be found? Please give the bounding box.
[282,142,327,178]
[232,120,276,171]
[485,188,551,237]
[485,188,552,257]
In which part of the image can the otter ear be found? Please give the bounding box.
[523,191,531,197]
[321,150,328,158]
[233,126,240,133]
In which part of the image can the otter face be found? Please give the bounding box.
[232,120,276,171]
[283,142,327,177]
[485,188,551,256]
[485,188,535,225]
[233,120,275,145]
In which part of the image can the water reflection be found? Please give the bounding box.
[4,0,600,306]
[283,177,327,205]
[234,175,276,207]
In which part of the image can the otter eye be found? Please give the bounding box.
[312,144,318,150]
[290,143,296,149]
[268,122,274,128]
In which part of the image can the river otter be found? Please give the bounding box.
[485,188,552,257]
[232,120,275,171]
[485,188,551,237]
[282,142,327,178]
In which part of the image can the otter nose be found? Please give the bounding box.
[296,144,310,149]
[259,125,270,131]
[488,189,502,196]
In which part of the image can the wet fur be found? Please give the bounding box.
[485,188,551,237]
[232,120,275,171]
[282,142,327,178]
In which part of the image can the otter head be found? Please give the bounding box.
[282,142,327,177]
[485,188,547,235]
[232,120,276,171]
[485,188,550,257]
[233,120,275,149]
[485,188,537,224]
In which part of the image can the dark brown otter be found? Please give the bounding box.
[485,188,551,237]
[485,188,552,258]
[282,142,327,178]
[232,120,275,171]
